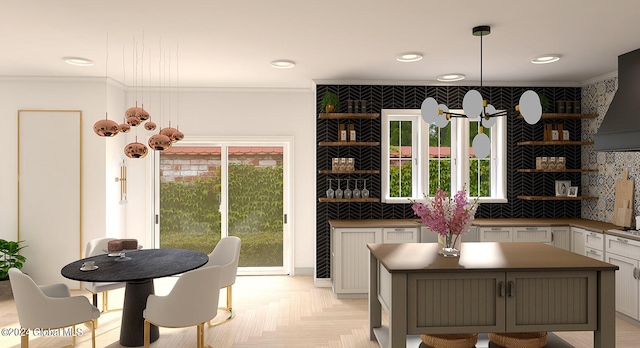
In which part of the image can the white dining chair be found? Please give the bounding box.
[204,236,241,326]
[9,268,100,348]
[84,237,125,313]
[143,265,221,348]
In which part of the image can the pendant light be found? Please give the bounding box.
[421,25,542,158]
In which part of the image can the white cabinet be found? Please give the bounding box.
[605,235,640,320]
[572,227,586,255]
[480,226,550,243]
[550,226,571,251]
[479,226,513,242]
[331,227,382,298]
[382,227,418,243]
[572,227,605,260]
[420,226,479,243]
[513,226,552,243]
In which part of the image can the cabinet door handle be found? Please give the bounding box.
[498,281,505,298]
[525,227,538,231]
[394,228,405,232]
[491,227,502,231]
[634,268,639,280]
[507,281,515,298]
[551,232,554,242]
[617,238,629,243]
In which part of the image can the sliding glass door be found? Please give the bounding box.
[152,137,292,275]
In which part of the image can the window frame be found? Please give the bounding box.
[381,109,507,203]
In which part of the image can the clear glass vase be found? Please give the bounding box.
[438,233,461,257]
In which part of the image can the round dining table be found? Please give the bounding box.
[61,248,209,347]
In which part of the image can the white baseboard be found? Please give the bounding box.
[314,277,332,288]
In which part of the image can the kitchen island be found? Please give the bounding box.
[368,242,618,348]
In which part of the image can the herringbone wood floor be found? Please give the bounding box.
[1,275,638,347]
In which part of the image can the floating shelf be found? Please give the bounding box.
[318,198,379,203]
[318,113,379,119]
[517,169,598,173]
[517,113,598,120]
[517,141,594,146]
[517,195,598,201]
[318,141,380,146]
[318,170,380,174]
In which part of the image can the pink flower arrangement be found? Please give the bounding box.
[411,188,478,237]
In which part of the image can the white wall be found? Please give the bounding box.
[0,77,126,283]
[1,78,317,279]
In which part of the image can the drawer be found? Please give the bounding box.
[585,248,605,261]
[585,231,604,251]
[383,227,418,243]
[479,227,512,242]
[605,234,640,259]
[513,226,551,243]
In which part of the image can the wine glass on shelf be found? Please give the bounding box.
[344,179,353,199]
[353,179,361,199]
[335,179,343,199]
[361,179,370,199]
[326,179,334,199]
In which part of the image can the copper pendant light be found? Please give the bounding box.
[136,106,150,122]
[93,113,120,137]
[119,122,131,133]
[159,126,177,139]
[148,133,173,151]
[144,120,157,131]
[125,106,143,118]
[126,115,141,127]
[124,141,148,158]
[172,129,184,142]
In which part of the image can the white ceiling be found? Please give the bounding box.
[2,0,640,89]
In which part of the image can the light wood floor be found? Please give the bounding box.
[1,275,638,347]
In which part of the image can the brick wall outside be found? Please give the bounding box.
[160,153,282,182]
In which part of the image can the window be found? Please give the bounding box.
[381,109,506,203]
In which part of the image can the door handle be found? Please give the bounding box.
[507,281,515,298]
[634,267,639,280]
[498,281,505,298]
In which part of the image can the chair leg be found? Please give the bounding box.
[88,320,96,348]
[102,291,108,312]
[207,285,235,327]
[20,332,29,348]
[227,285,232,311]
[197,323,203,348]
[72,325,76,346]
[144,320,151,348]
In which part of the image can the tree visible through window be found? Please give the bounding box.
[382,109,506,203]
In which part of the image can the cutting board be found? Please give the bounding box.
[613,169,634,227]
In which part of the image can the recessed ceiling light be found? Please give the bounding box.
[63,57,94,67]
[396,52,423,63]
[271,60,296,69]
[531,54,561,64]
[436,73,466,82]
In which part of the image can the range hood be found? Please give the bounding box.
[594,48,640,152]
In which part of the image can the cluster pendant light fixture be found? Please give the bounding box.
[421,25,542,158]
[93,34,185,158]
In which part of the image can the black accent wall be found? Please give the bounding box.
[315,84,582,278]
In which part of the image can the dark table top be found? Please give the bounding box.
[61,248,209,282]
[367,242,619,273]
